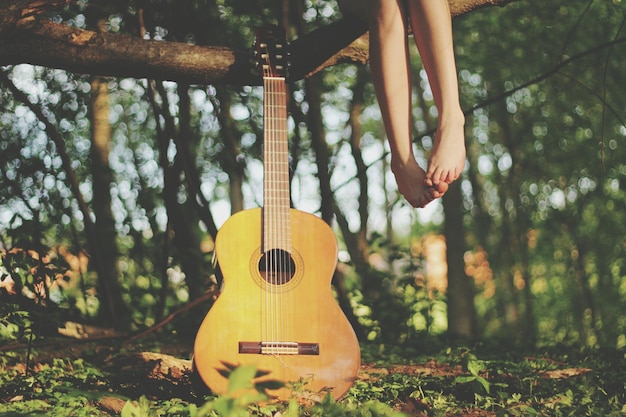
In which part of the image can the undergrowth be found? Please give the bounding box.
[0,341,624,416]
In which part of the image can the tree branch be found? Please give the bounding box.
[1,19,257,84]
[0,0,517,85]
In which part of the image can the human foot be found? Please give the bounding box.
[425,113,466,187]
[391,157,449,208]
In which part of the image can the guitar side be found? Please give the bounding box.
[193,208,360,400]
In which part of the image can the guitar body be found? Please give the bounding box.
[194,208,360,400]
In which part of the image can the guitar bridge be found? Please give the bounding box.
[239,341,319,355]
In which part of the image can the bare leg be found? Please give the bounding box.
[408,0,466,186]
[367,0,447,208]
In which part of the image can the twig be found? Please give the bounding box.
[124,288,217,344]
[0,288,218,352]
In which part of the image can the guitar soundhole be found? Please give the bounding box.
[258,249,296,285]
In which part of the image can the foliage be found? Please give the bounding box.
[1,247,71,306]
[0,357,107,416]
[451,0,626,348]
[0,248,75,351]
[1,0,626,384]
[1,0,625,414]
[1,343,624,416]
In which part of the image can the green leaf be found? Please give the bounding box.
[465,355,484,376]
[121,401,142,417]
[475,376,491,394]
[454,375,477,384]
[226,364,258,394]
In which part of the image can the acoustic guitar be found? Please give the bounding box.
[193,26,360,400]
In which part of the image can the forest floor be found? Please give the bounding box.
[0,335,624,416]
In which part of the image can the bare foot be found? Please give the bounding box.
[425,112,466,186]
[391,157,449,208]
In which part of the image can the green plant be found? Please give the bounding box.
[1,343,624,416]
[453,349,491,395]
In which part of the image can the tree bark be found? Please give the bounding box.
[90,76,129,327]
[348,67,371,244]
[443,181,478,342]
[213,87,246,215]
[0,0,517,85]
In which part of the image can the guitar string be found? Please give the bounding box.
[272,78,279,351]
[269,76,291,352]
[272,77,278,351]
[279,77,291,350]
[265,76,277,351]
[264,71,293,354]
[265,75,274,350]
[278,77,285,350]
[272,77,277,350]
[263,73,270,350]
[277,76,289,351]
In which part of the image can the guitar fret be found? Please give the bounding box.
[263,74,291,252]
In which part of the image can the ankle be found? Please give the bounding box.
[438,108,465,128]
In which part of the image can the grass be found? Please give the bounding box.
[0,339,624,416]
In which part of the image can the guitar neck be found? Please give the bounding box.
[263,76,291,252]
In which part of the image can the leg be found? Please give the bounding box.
[367,0,447,208]
[407,0,466,186]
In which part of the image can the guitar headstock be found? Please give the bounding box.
[255,25,288,79]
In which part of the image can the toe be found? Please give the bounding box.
[436,181,449,194]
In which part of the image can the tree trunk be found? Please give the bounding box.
[570,240,597,344]
[348,66,371,244]
[174,84,211,299]
[304,75,336,225]
[148,81,206,312]
[89,76,128,328]
[443,181,478,342]
[501,93,535,346]
[213,87,245,215]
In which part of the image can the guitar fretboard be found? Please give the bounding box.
[263,76,290,252]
